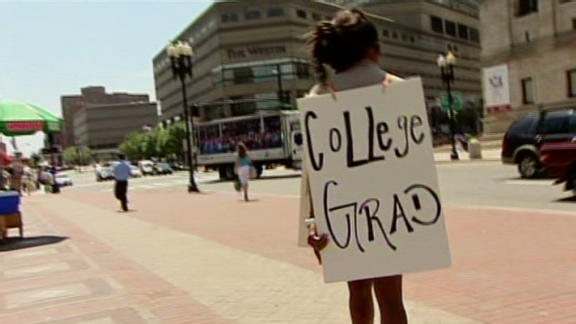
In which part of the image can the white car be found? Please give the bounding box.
[130,166,143,178]
[55,174,73,187]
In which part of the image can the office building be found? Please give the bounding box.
[153,0,482,125]
[480,0,576,134]
[73,102,159,159]
[61,86,149,148]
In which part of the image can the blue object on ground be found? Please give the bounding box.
[0,191,20,214]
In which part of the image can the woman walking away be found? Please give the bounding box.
[235,143,251,202]
[304,8,408,324]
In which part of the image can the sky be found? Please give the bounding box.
[0,0,212,156]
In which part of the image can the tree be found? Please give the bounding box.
[119,132,147,161]
[118,123,188,161]
[62,146,93,166]
[164,122,187,159]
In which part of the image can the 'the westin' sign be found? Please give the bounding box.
[227,45,287,60]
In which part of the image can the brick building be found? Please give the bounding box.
[60,86,149,148]
[73,102,159,159]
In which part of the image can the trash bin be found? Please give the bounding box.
[0,191,20,214]
[468,139,482,160]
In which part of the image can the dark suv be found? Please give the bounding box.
[502,109,576,178]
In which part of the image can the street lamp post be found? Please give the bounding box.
[273,64,285,107]
[437,51,459,161]
[167,40,200,193]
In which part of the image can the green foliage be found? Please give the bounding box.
[62,146,92,165]
[118,123,188,161]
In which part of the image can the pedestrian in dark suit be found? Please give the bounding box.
[113,154,131,212]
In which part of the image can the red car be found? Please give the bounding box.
[540,141,576,195]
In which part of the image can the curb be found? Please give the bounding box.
[434,158,501,164]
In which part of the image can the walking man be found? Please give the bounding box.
[113,154,131,212]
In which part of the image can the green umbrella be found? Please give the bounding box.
[0,99,63,136]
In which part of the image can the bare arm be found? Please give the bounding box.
[383,73,404,86]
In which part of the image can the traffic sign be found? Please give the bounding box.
[440,92,464,111]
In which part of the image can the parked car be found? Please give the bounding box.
[540,141,576,196]
[95,163,115,182]
[169,162,185,171]
[55,174,74,187]
[155,162,173,175]
[502,109,576,178]
[138,160,156,176]
[130,165,143,178]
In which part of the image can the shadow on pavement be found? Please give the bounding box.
[555,196,576,203]
[205,173,302,184]
[0,235,69,252]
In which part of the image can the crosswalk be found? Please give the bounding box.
[98,178,192,193]
[63,169,303,193]
[67,172,221,193]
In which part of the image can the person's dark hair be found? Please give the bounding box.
[237,143,248,158]
[118,154,126,161]
[306,9,379,86]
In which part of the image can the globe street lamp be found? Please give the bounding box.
[167,40,200,193]
[437,51,459,161]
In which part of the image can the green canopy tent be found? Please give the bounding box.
[0,99,63,193]
[0,99,63,137]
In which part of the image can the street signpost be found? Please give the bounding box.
[440,92,464,112]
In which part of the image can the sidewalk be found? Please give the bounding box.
[434,148,500,163]
[2,189,574,324]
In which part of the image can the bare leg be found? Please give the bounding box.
[373,275,407,324]
[348,279,374,324]
[242,184,249,201]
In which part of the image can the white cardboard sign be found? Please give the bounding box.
[297,78,451,283]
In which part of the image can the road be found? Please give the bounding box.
[62,162,575,213]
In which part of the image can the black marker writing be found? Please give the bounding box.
[322,181,442,253]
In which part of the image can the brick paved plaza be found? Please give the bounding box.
[0,186,575,324]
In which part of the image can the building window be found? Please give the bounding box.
[457,24,469,40]
[517,0,538,17]
[573,18,576,29]
[244,10,261,20]
[409,36,416,43]
[521,77,535,104]
[295,63,311,79]
[445,20,457,37]
[267,8,285,17]
[431,16,444,33]
[470,28,480,43]
[382,29,389,37]
[221,13,238,23]
[568,70,576,97]
[312,13,322,21]
[233,67,254,85]
[392,32,398,39]
[296,9,307,19]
